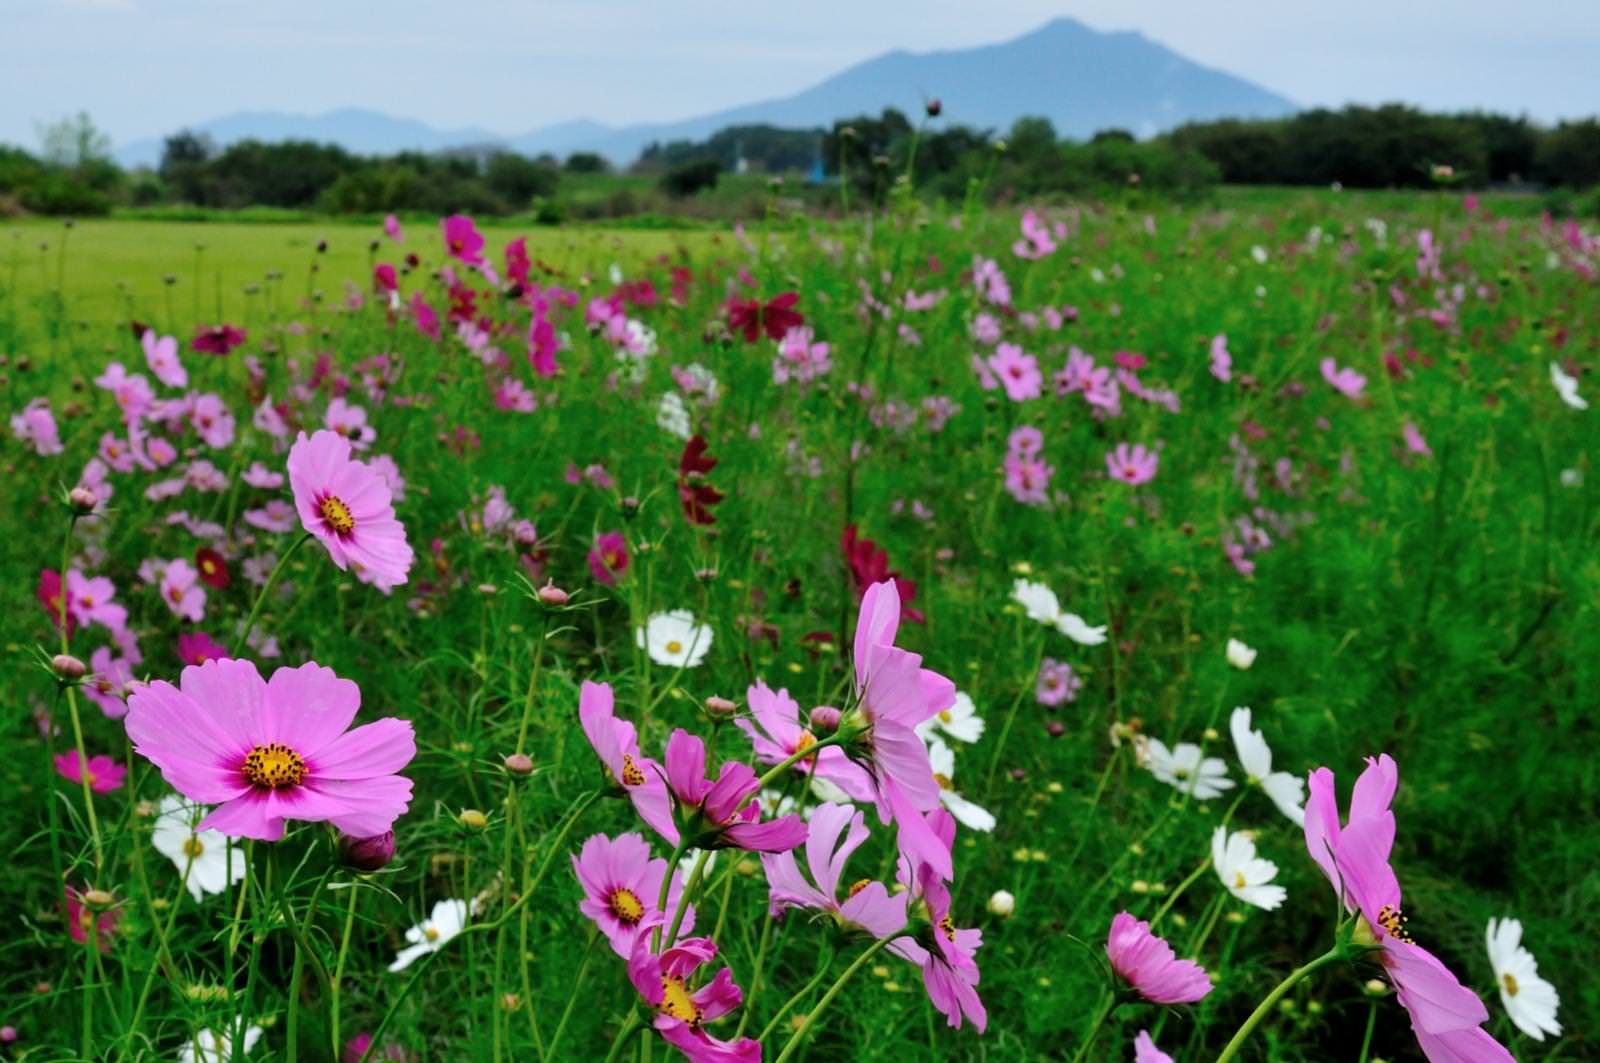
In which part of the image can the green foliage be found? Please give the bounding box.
[659,157,722,198]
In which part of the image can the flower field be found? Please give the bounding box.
[2,187,1595,1061]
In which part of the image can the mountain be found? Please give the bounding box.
[116,19,1297,167]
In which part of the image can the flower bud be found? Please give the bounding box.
[0,1026,15,1043]
[704,695,737,719]
[68,486,97,512]
[502,753,534,776]
[925,98,942,118]
[458,809,488,829]
[1046,720,1065,738]
[81,888,115,908]
[809,706,841,734]
[340,830,396,872]
[52,654,87,680]
[986,890,1014,918]
[536,582,569,606]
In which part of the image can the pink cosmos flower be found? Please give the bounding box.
[383,214,402,240]
[587,531,630,586]
[191,393,236,448]
[192,324,246,356]
[94,362,154,420]
[1106,443,1159,486]
[244,500,298,533]
[373,263,398,293]
[661,729,807,853]
[573,831,694,958]
[441,214,486,268]
[324,397,375,450]
[1321,358,1367,399]
[1304,755,1514,1062]
[1035,659,1080,706]
[159,559,207,622]
[1006,425,1043,459]
[889,861,986,1031]
[1403,422,1432,457]
[66,886,120,950]
[1134,1030,1173,1063]
[1003,452,1054,506]
[527,299,560,377]
[243,461,284,489]
[734,681,873,800]
[494,379,537,412]
[142,330,187,388]
[579,681,676,841]
[177,631,229,666]
[626,937,759,1063]
[1106,912,1212,1004]
[287,430,414,587]
[1210,334,1232,383]
[84,647,134,719]
[409,292,440,341]
[11,398,63,456]
[773,326,832,385]
[55,750,126,793]
[125,658,416,841]
[761,802,907,938]
[66,570,127,632]
[988,343,1042,401]
[1055,348,1117,409]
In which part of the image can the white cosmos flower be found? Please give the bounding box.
[636,610,712,669]
[656,391,692,439]
[388,899,469,972]
[1250,245,1269,264]
[1486,917,1561,1041]
[1010,578,1106,645]
[151,794,246,903]
[1228,707,1306,826]
[1559,467,1582,488]
[928,738,995,831]
[1225,638,1257,670]
[1210,827,1286,911]
[679,848,716,881]
[178,1025,264,1063]
[808,775,852,805]
[916,690,985,744]
[1550,363,1587,410]
[1143,738,1234,800]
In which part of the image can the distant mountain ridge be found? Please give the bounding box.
[115,18,1297,168]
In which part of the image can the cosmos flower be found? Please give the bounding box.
[1550,362,1587,410]
[661,729,807,852]
[160,559,208,622]
[83,646,133,719]
[1106,912,1212,1004]
[441,214,486,267]
[1485,917,1561,1041]
[1209,335,1232,383]
[191,324,246,356]
[287,430,414,588]
[988,343,1042,401]
[1010,578,1107,645]
[842,525,924,624]
[578,681,675,841]
[927,739,995,832]
[656,392,692,440]
[889,861,987,1031]
[1134,1030,1174,1063]
[677,435,724,526]
[1228,707,1306,826]
[760,802,907,937]
[572,831,694,958]
[11,398,63,456]
[626,936,760,1062]
[588,530,630,586]
[151,795,248,903]
[125,658,416,842]
[142,330,187,388]
[915,690,985,745]
[66,569,127,632]
[65,886,120,950]
[1106,443,1159,486]
[177,1025,264,1063]
[727,290,803,343]
[55,750,126,793]
[389,899,469,972]
[1142,738,1234,800]
[637,611,713,669]
[1320,358,1367,399]
[195,547,230,590]
[1035,659,1081,706]
[1211,827,1286,910]
[1225,638,1257,670]
[733,680,873,800]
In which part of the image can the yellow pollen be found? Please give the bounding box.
[1234,871,1248,889]
[424,926,440,942]
[659,976,701,1025]
[183,836,206,858]
[621,753,646,787]
[938,710,952,723]
[84,770,98,786]
[938,915,957,941]
[168,586,184,603]
[847,879,872,898]
[609,887,646,924]
[1502,972,1519,996]
[794,730,817,756]
[933,772,953,790]
[242,743,307,789]
[319,494,356,535]
[665,640,683,655]
[1376,904,1414,944]
[201,559,217,574]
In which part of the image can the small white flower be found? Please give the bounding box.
[1211,827,1286,911]
[1228,707,1305,826]
[608,263,624,285]
[1010,577,1106,645]
[1056,612,1107,646]
[637,610,713,669]
[656,391,691,439]
[388,899,469,972]
[1486,917,1561,1041]
[916,690,985,744]
[1559,467,1582,488]
[1143,738,1234,800]
[178,1025,264,1063]
[1250,245,1269,264]
[679,848,717,881]
[986,889,1015,918]
[1550,363,1588,410]
[1225,638,1257,670]
[150,794,246,903]
[928,739,995,831]
[808,775,852,805]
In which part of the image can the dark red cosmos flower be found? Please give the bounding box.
[726,291,803,343]
[677,434,725,526]
[194,547,230,590]
[191,324,246,356]
[616,279,658,308]
[841,525,924,623]
[37,569,75,635]
[373,263,398,293]
[176,631,228,666]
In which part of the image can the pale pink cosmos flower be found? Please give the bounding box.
[11,398,63,456]
[324,397,376,450]
[1321,358,1367,399]
[1055,348,1117,408]
[94,362,155,421]
[55,750,126,794]
[84,646,134,719]
[98,432,136,473]
[244,500,299,533]
[970,312,1002,346]
[126,658,415,841]
[572,831,694,958]
[190,393,236,448]
[1003,452,1054,506]
[287,430,414,587]
[1403,422,1432,457]
[142,330,187,388]
[160,559,207,622]
[1007,425,1043,458]
[383,213,402,240]
[772,326,832,385]
[761,802,907,937]
[494,379,537,412]
[1107,443,1159,485]
[988,343,1042,401]
[1035,659,1080,706]
[579,681,676,841]
[66,570,128,632]
[890,859,987,1031]
[1134,1030,1174,1063]
[1106,912,1212,1004]
[734,680,873,801]
[254,398,290,439]
[661,729,807,853]
[1210,334,1232,382]
[243,461,284,489]
[626,937,759,1063]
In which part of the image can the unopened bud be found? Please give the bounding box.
[503,753,534,775]
[536,582,569,606]
[500,992,520,1012]
[81,889,115,908]
[1046,720,1065,738]
[458,809,488,829]
[68,486,97,512]
[809,706,841,734]
[925,98,942,118]
[339,830,396,872]
[986,890,1014,918]
[704,695,737,719]
[0,1026,16,1043]
[52,654,87,680]
[1364,978,1390,997]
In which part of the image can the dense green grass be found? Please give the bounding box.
[1,186,1595,1062]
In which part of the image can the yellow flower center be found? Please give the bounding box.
[1376,904,1414,944]
[938,709,952,723]
[938,915,957,942]
[933,772,952,791]
[424,926,440,942]
[847,879,872,898]
[1502,972,1519,996]
[793,730,817,758]
[183,835,206,858]
[608,887,645,924]
[1233,871,1248,889]
[84,769,98,786]
[658,976,701,1026]
[319,495,356,535]
[621,753,646,787]
[242,743,307,789]
[665,640,683,655]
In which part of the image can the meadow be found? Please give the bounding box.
[1,182,1595,1062]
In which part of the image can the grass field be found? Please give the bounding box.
[1,186,1594,1062]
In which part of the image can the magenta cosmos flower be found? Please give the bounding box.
[573,831,694,958]
[288,430,414,588]
[55,750,126,793]
[987,342,1042,401]
[125,658,416,841]
[661,729,806,853]
[441,214,486,268]
[578,681,675,841]
[160,558,207,622]
[843,579,957,881]
[889,861,987,1031]
[1106,443,1159,486]
[192,324,246,356]
[1304,755,1513,1063]
[734,680,873,801]
[1106,912,1212,1004]
[626,936,759,1063]
[761,802,907,938]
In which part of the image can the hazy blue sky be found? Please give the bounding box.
[4,0,1597,147]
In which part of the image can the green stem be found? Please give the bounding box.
[514,614,550,754]
[732,903,775,1038]
[664,849,709,948]
[58,513,105,875]
[754,946,834,1043]
[545,934,601,1060]
[773,936,893,1063]
[331,880,361,1059]
[1067,990,1117,1063]
[601,1012,644,1063]
[1357,999,1378,1063]
[753,733,845,794]
[1214,947,1342,1063]
[232,531,311,656]
[1148,857,1211,929]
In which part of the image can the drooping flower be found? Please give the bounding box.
[661,729,807,852]
[1211,827,1286,910]
[1142,738,1234,800]
[389,899,469,972]
[55,750,126,793]
[151,795,248,903]
[1228,707,1306,826]
[760,802,907,937]
[287,430,414,588]
[1106,911,1212,1004]
[734,680,873,800]
[572,832,693,958]
[1485,917,1561,1041]
[125,658,416,842]
[626,936,760,1062]
[637,611,713,669]
[1106,443,1159,486]
[578,681,675,841]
